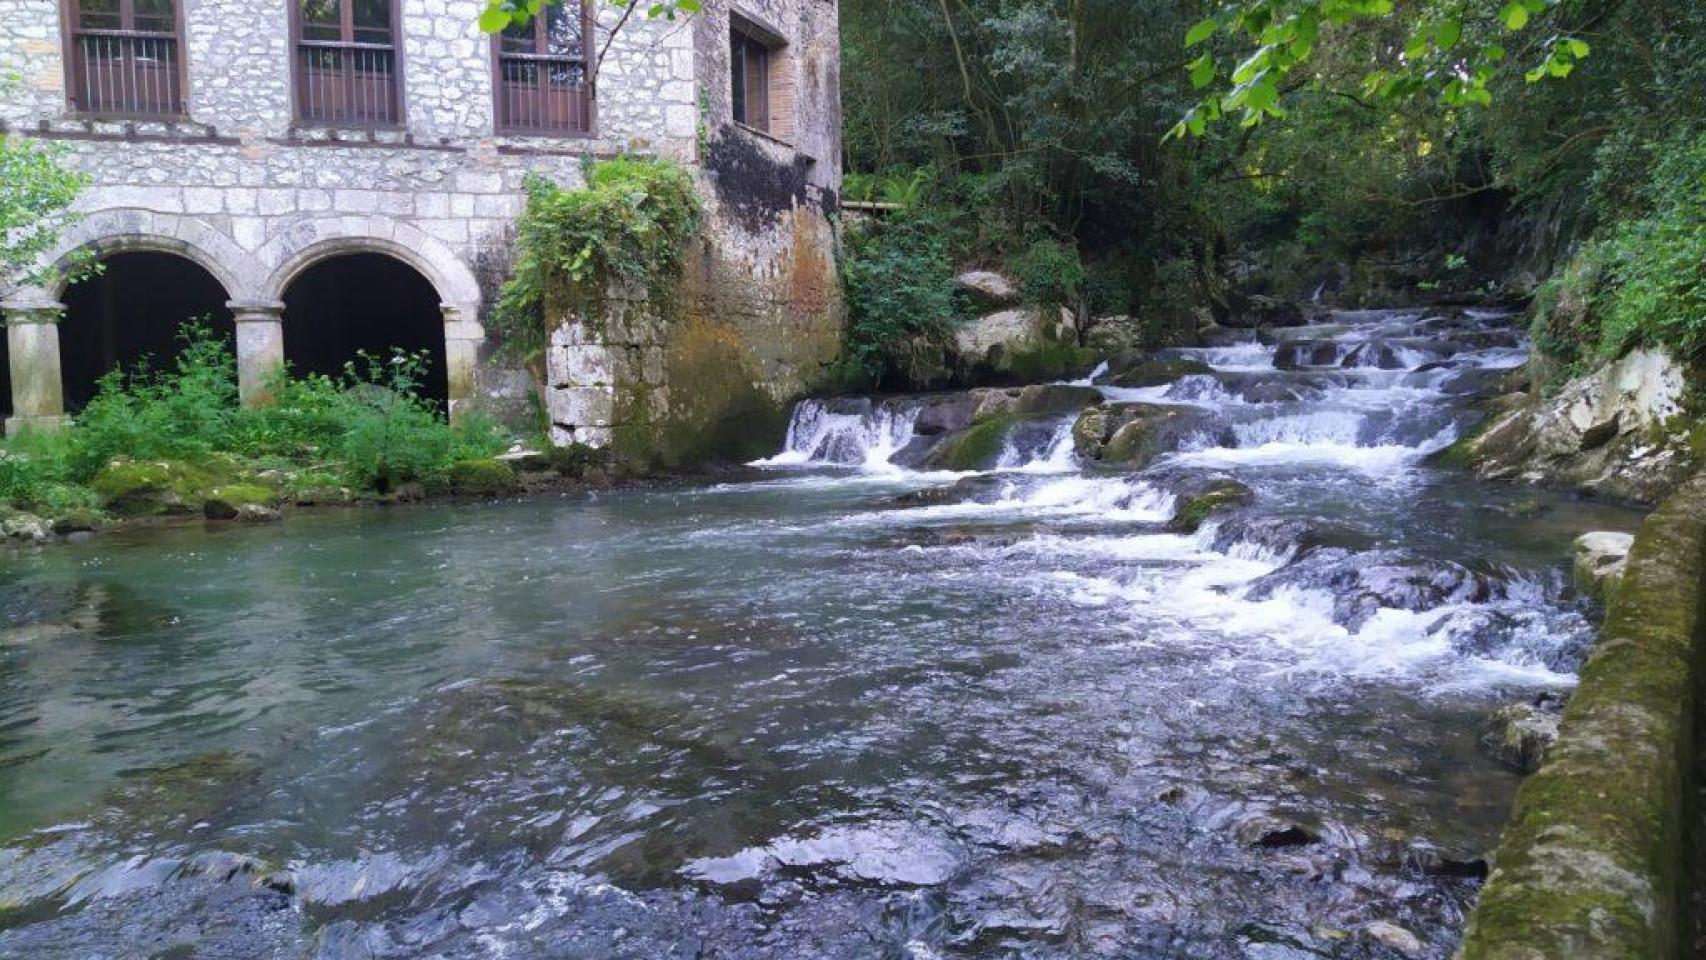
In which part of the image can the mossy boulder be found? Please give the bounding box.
[447,458,519,495]
[91,457,242,517]
[1167,478,1255,533]
[1073,403,1229,469]
[923,413,1020,471]
[1105,355,1212,388]
[204,483,281,521]
[971,384,1103,422]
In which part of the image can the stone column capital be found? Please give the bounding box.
[1,298,67,325]
[227,299,286,320]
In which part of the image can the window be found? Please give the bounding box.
[292,0,400,127]
[64,0,186,118]
[729,26,769,132]
[493,1,593,135]
[729,15,792,140]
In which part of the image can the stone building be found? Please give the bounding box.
[0,0,842,450]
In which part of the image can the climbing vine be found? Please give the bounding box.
[491,156,702,363]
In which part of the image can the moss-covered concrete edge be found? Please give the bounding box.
[1458,473,1706,960]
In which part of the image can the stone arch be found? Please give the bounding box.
[257,216,485,417]
[256,216,482,316]
[42,209,264,302]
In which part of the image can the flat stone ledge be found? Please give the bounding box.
[1459,473,1706,959]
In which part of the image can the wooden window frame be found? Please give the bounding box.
[59,0,190,120]
[288,0,407,130]
[729,12,792,143]
[489,0,596,138]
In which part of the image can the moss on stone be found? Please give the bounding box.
[930,414,1020,471]
[446,458,519,495]
[1001,339,1100,383]
[1168,480,1254,533]
[1106,356,1212,388]
[1457,474,1706,960]
[91,458,239,516]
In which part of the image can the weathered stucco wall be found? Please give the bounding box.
[1,0,840,452]
[1459,473,1706,958]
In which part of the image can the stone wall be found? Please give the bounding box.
[1459,473,1706,958]
[1,0,841,453]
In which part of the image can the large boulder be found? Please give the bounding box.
[1166,476,1254,533]
[1072,403,1230,469]
[92,457,250,517]
[953,270,1021,312]
[969,383,1103,421]
[953,307,1095,384]
[1242,548,1499,630]
[1103,354,1213,388]
[1573,530,1634,602]
[1444,347,1695,503]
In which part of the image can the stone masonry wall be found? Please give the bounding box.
[0,0,841,454]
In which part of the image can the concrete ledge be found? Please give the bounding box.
[1459,473,1706,959]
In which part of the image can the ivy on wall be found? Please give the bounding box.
[491,157,702,363]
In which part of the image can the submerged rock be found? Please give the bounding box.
[1242,549,1498,630]
[1234,815,1320,848]
[1572,530,1634,602]
[1363,920,1424,957]
[203,483,277,520]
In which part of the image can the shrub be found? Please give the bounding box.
[836,214,956,386]
[492,157,702,364]
[1010,236,1085,311]
[1596,132,1706,359]
[0,323,513,512]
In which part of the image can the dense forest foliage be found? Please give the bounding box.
[837,0,1706,388]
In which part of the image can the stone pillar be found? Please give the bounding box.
[3,297,67,436]
[230,300,286,408]
[441,302,483,423]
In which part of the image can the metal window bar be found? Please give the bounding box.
[497,51,590,134]
[71,28,182,118]
[296,39,398,126]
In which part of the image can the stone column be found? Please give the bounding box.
[3,297,67,436]
[231,299,286,408]
[441,302,483,423]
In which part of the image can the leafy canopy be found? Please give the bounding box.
[1172,0,1590,136]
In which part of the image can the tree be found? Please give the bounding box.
[1172,0,1591,136]
[476,0,702,72]
[0,130,88,290]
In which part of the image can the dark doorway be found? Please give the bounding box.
[282,253,447,409]
[58,252,234,412]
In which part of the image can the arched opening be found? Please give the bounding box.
[281,253,448,409]
[58,251,234,412]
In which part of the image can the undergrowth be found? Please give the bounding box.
[0,323,506,515]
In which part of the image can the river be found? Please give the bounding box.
[0,308,1640,958]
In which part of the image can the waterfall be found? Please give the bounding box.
[755,399,921,470]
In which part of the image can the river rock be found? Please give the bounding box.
[1364,921,1424,957]
[954,270,1020,311]
[1072,403,1229,469]
[953,306,1075,365]
[1446,347,1694,503]
[1104,354,1213,388]
[1573,530,1634,602]
[1242,548,1498,630]
[971,383,1103,421]
[911,393,983,436]
[1166,477,1254,533]
[1480,699,1561,774]
[1234,815,1320,848]
[0,509,52,543]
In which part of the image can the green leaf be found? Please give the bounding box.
[1189,53,1215,89]
[1404,33,1427,60]
[1499,2,1529,30]
[1434,19,1461,50]
[1566,37,1590,57]
[477,6,510,32]
[1185,18,1218,48]
[677,0,701,11]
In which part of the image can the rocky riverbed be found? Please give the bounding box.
[0,307,1642,958]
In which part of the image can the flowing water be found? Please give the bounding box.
[0,309,1642,958]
